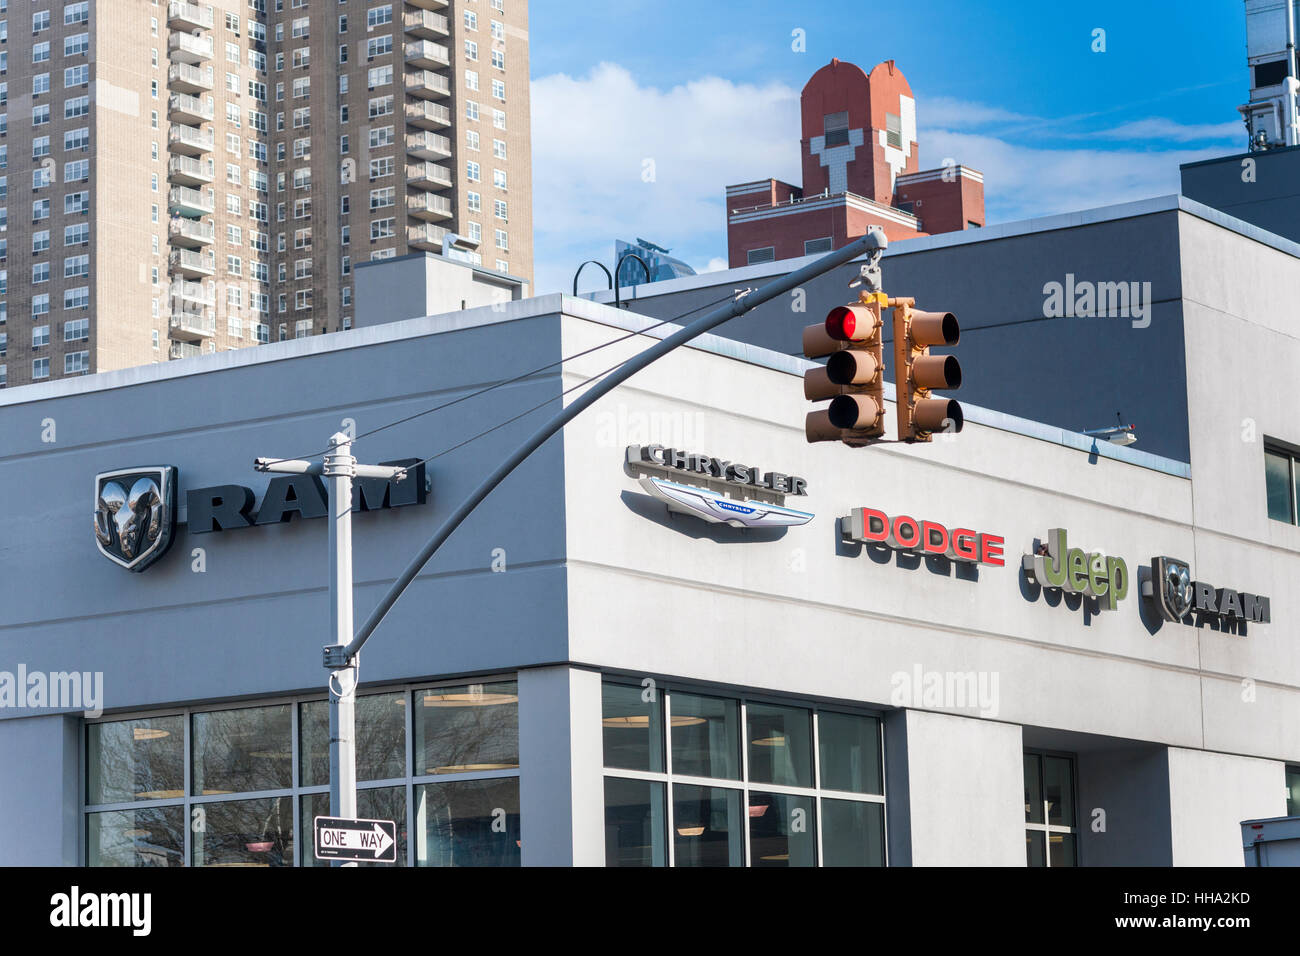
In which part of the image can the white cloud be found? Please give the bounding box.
[702,257,729,273]
[922,129,1232,224]
[919,96,1039,129]
[530,69,1244,293]
[531,63,798,294]
[1073,117,1243,143]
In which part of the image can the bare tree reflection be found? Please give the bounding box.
[300,693,406,786]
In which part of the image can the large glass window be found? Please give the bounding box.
[602,680,663,772]
[603,777,666,867]
[300,692,404,785]
[748,790,816,866]
[193,796,293,867]
[670,692,740,780]
[1287,765,1300,817]
[1265,443,1298,525]
[602,679,885,866]
[747,702,812,788]
[1024,750,1077,866]
[85,677,520,866]
[415,777,520,866]
[87,714,184,804]
[87,806,184,867]
[413,680,518,776]
[192,704,291,796]
[821,798,886,866]
[673,784,744,867]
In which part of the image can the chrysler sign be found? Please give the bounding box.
[624,444,813,529]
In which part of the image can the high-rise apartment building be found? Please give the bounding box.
[0,0,533,389]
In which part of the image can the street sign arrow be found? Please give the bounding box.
[313,815,398,863]
[370,823,393,858]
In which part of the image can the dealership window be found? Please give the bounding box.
[601,679,886,867]
[1264,442,1300,525]
[1024,750,1078,866]
[83,678,520,867]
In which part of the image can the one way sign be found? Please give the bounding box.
[313,815,398,863]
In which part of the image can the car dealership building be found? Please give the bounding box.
[1,273,1298,866]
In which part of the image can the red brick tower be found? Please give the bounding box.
[725,59,985,268]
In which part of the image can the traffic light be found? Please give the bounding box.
[802,292,887,446]
[890,297,963,442]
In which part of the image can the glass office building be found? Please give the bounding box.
[614,238,697,290]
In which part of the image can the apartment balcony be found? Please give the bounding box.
[405,100,451,130]
[167,1,213,31]
[405,0,449,11]
[168,62,213,94]
[168,309,215,344]
[406,131,452,161]
[407,223,451,251]
[407,161,453,189]
[168,31,214,64]
[170,281,214,311]
[168,92,214,124]
[168,215,215,248]
[405,40,450,70]
[408,192,453,222]
[169,341,204,359]
[169,185,214,217]
[405,69,450,100]
[167,155,214,187]
[169,248,216,279]
[167,124,214,156]
[404,9,449,39]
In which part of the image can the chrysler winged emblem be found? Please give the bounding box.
[638,477,814,530]
[1151,555,1193,621]
[94,467,178,571]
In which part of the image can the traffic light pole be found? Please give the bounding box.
[254,434,406,867]
[342,229,887,662]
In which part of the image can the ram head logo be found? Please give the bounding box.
[93,467,178,572]
[1151,555,1193,621]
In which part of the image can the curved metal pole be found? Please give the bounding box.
[614,252,653,310]
[346,231,882,660]
[572,259,613,297]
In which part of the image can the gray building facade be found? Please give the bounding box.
[1181,146,1300,246]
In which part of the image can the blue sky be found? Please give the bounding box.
[527,0,1247,294]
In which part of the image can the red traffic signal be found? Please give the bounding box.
[803,294,888,446]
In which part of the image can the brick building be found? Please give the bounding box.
[725,58,984,268]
